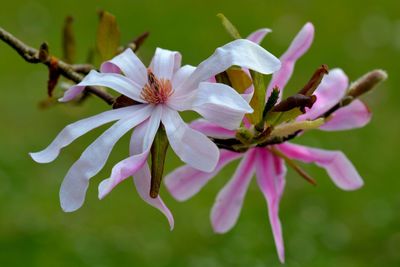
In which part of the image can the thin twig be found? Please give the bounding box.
[0,27,115,105]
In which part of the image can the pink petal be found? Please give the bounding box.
[60,70,145,103]
[277,143,364,190]
[320,99,371,131]
[177,39,281,96]
[59,105,153,212]
[130,121,174,230]
[100,48,147,86]
[211,149,256,233]
[266,23,314,99]
[171,65,196,89]
[150,48,182,80]
[172,82,253,130]
[255,148,286,263]
[189,119,236,139]
[161,107,220,172]
[246,28,272,44]
[298,68,349,120]
[98,106,162,199]
[165,149,242,201]
[30,105,143,163]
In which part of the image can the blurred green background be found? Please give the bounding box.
[1,0,399,266]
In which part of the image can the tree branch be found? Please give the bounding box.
[0,27,115,105]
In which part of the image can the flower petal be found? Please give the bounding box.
[298,68,349,120]
[98,106,162,199]
[211,149,256,233]
[174,82,253,130]
[320,99,371,131]
[171,65,196,89]
[266,23,314,99]
[177,39,281,96]
[30,105,142,163]
[100,48,147,86]
[189,119,236,139]
[150,48,182,80]
[246,28,271,44]
[277,143,364,190]
[130,121,174,230]
[165,149,242,201]
[162,107,219,172]
[60,70,145,103]
[59,105,153,212]
[255,148,286,263]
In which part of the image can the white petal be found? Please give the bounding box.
[171,65,196,89]
[172,82,253,130]
[100,48,147,86]
[30,105,143,163]
[59,105,153,212]
[130,119,174,230]
[98,106,162,199]
[161,107,219,172]
[60,70,145,103]
[176,39,281,96]
[150,48,182,80]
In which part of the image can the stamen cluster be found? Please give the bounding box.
[140,68,173,104]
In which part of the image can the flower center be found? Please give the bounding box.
[140,68,173,104]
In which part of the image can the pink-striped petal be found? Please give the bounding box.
[177,39,281,96]
[266,23,314,99]
[165,149,242,201]
[30,105,143,163]
[130,121,174,230]
[60,70,145,103]
[211,149,256,233]
[100,48,147,86]
[98,106,162,199]
[150,48,182,80]
[189,119,236,139]
[320,99,371,131]
[246,28,272,44]
[298,68,349,121]
[277,143,364,190]
[162,107,219,172]
[255,148,286,263]
[59,105,153,212]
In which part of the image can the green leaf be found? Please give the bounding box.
[247,70,267,123]
[266,108,304,126]
[96,10,121,62]
[217,13,242,39]
[150,124,169,198]
[270,118,325,138]
[226,67,252,94]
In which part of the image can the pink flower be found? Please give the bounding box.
[165,23,371,260]
[30,39,281,229]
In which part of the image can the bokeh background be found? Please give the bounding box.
[1,0,399,266]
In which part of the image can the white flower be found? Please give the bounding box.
[30,39,280,228]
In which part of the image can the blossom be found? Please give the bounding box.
[29,39,281,229]
[165,23,371,260]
